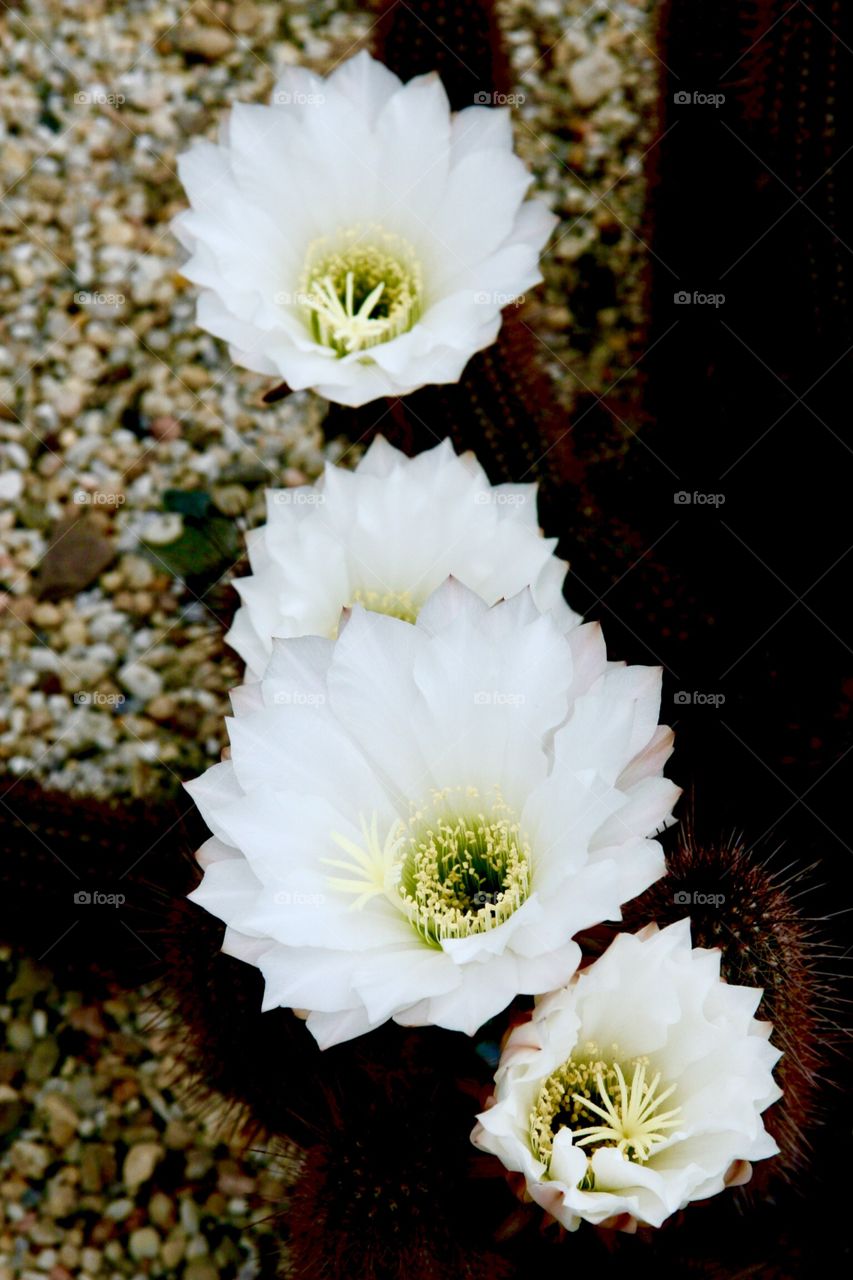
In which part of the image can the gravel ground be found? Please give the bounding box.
[0,0,656,802]
[502,0,659,410]
[0,949,300,1280]
[1,1,657,1275]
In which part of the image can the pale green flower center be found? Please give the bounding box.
[300,225,423,356]
[349,586,419,623]
[398,787,531,946]
[529,1043,681,1187]
[322,788,532,945]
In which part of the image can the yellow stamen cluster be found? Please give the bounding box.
[349,587,419,623]
[398,787,531,946]
[300,225,423,356]
[530,1042,681,1185]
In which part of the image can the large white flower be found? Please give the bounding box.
[472,920,782,1230]
[187,580,678,1049]
[172,51,556,406]
[228,434,579,680]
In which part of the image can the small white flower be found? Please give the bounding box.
[187,580,679,1049]
[472,920,782,1230]
[172,51,556,406]
[228,434,578,680]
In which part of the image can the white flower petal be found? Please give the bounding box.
[473,921,781,1229]
[230,438,574,680]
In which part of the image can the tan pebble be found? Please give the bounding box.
[10,1138,51,1178]
[99,570,124,592]
[149,416,182,441]
[40,1094,78,1147]
[160,1237,185,1268]
[217,1169,255,1196]
[12,262,36,289]
[121,555,154,589]
[32,602,62,628]
[46,1170,78,1217]
[29,174,64,201]
[61,618,88,647]
[148,1191,175,1229]
[204,1191,226,1216]
[177,26,234,59]
[54,387,84,419]
[146,695,176,721]
[122,1141,163,1191]
[211,484,248,515]
[37,454,63,478]
[177,364,211,390]
[163,1119,192,1150]
[129,1226,160,1260]
[231,1,260,32]
[7,595,34,623]
[101,220,136,247]
[567,48,622,108]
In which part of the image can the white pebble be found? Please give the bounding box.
[0,471,24,502]
[117,661,163,702]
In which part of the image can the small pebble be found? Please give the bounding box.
[116,662,163,703]
[40,1093,78,1147]
[568,48,623,107]
[122,1141,164,1191]
[176,26,234,60]
[128,1226,160,1260]
[10,1140,51,1179]
[0,471,24,502]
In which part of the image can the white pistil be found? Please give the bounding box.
[572,1060,681,1163]
[322,813,405,910]
[529,1044,682,1185]
[306,273,389,355]
[299,224,423,357]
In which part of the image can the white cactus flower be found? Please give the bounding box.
[173,51,556,406]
